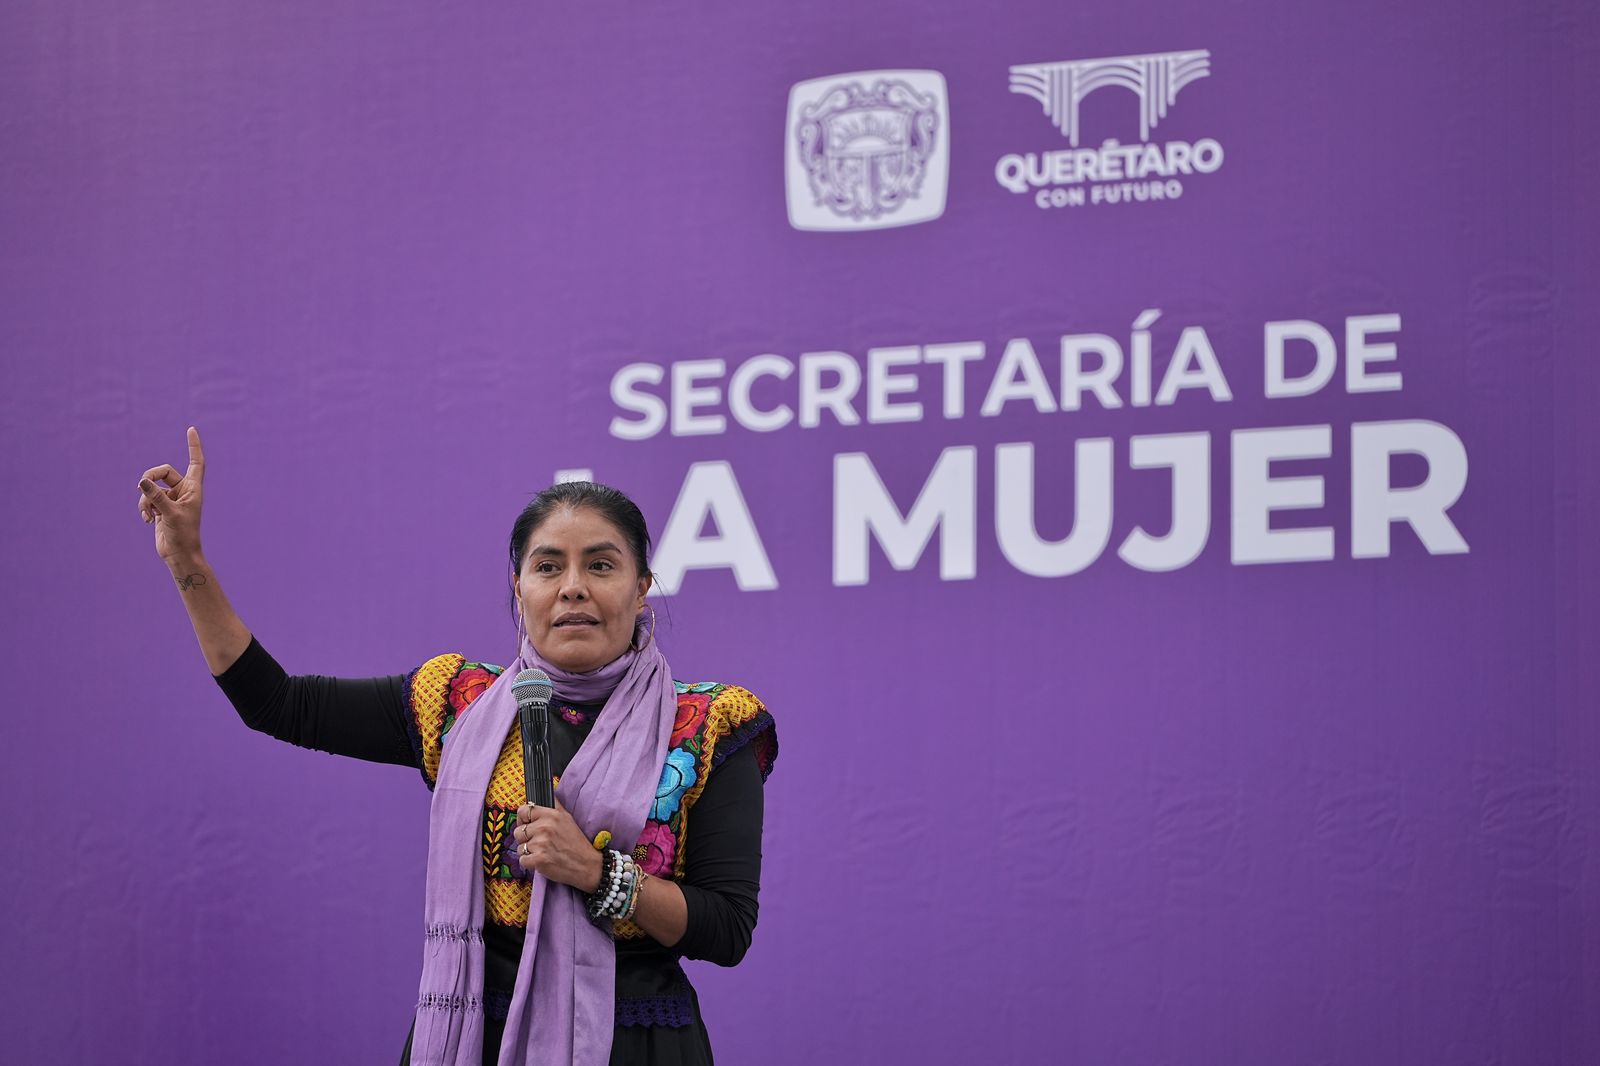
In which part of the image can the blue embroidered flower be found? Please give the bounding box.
[651,749,699,821]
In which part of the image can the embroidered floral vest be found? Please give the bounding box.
[402,654,777,936]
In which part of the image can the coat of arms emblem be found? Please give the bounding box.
[795,79,940,222]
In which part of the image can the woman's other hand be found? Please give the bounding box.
[138,426,206,563]
[514,799,605,892]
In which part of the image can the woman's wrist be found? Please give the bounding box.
[164,549,209,577]
[583,845,604,894]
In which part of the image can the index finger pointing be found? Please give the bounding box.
[186,426,206,482]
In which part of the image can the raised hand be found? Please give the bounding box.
[138,426,207,564]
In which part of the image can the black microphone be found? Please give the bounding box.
[513,668,555,808]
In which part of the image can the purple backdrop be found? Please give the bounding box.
[4,1,1596,1063]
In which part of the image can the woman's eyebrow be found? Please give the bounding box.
[527,541,621,558]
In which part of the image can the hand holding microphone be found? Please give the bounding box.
[511,669,605,892]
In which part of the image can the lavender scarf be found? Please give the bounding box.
[410,620,676,1066]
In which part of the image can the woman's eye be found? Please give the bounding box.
[591,560,613,571]
[535,562,558,574]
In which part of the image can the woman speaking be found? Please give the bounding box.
[137,427,778,1065]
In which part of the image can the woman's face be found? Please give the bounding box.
[514,505,651,673]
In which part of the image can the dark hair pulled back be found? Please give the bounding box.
[508,481,653,582]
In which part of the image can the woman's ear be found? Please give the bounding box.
[636,572,653,610]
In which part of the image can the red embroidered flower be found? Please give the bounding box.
[448,666,496,715]
[636,821,676,877]
[670,694,710,749]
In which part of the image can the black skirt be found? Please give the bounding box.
[397,992,715,1066]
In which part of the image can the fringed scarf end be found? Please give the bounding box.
[417,992,484,1014]
[424,923,484,942]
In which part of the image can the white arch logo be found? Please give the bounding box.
[1009,49,1211,146]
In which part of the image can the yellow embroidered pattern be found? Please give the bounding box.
[483,722,533,925]
[411,653,465,784]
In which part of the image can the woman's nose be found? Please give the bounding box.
[559,571,589,599]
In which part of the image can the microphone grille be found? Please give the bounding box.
[512,668,553,704]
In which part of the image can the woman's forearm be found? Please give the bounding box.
[139,428,248,675]
[164,551,252,675]
[631,870,688,948]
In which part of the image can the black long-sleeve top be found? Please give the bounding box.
[213,637,766,1049]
